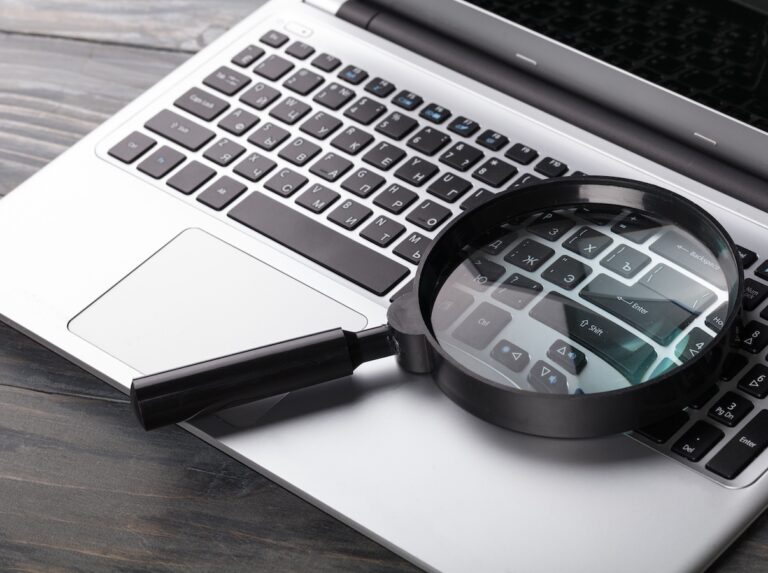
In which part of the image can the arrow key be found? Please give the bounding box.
[528,360,568,394]
[547,339,587,374]
[739,320,768,354]
[491,340,530,372]
[675,327,713,362]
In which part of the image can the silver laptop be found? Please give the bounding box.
[2,0,768,570]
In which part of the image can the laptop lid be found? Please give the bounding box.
[366,0,768,182]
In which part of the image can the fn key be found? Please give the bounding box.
[707,410,768,479]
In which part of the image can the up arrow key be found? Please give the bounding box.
[547,339,587,374]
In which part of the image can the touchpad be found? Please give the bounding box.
[69,228,368,376]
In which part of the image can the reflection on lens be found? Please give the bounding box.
[431,206,735,395]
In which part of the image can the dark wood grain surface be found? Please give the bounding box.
[0,1,766,571]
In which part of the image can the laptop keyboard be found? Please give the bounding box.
[104,27,768,487]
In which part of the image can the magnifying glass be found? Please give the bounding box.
[130,177,743,438]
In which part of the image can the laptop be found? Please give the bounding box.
[2,0,768,570]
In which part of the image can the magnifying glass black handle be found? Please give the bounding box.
[130,325,393,430]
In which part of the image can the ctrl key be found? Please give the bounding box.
[707,410,768,479]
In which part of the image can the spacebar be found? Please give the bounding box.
[228,192,409,295]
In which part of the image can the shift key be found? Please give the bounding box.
[530,292,657,384]
[145,109,215,151]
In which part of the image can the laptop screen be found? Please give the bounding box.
[464,0,768,135]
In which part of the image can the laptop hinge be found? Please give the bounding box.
[336,0,768,214]
[303,0,345,15]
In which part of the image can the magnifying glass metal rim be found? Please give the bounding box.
[393,175,743,437]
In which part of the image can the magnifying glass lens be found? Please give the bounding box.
[431,205,738,396]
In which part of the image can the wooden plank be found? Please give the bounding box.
[0,33,186,196]
[0,0,262,52]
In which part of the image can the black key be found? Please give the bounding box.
[239,83,281,110]
[218,108,259,136]
[452,302,512,350]
[492,273,543,310]
[675,328,714,362]
[344,97,386,125]
[636,411,689,444]
[362,142,406,170]
[341,168,385,197]
[197,176,246,211]
[547,339,587,374]
[255,55,295,81]
[313,83,356,110]
[432,287,474,330]
[570,171,588,177]
[447,116,480,137]
[420,103,451,124]
[311,53,341,72]
[705,302,728,333]
[581,274,695,345]
[167,160,215,194]
[376,112,418,140]
[247,122,290,151]
[740,320,768,353]
[672,421,724,462]
[736,245,757,269]
[108,131,155,164]
[709,391,754,427]
[476,130,509,151]
[611,212,659,244]
[278,137,322,166]
[440,142,484,171]
[203,138,245,166]
[491,340,530,372]
[542,255,591,290]
[534,157,568,177]
[374,184,417,214]
[505,143,538,165]
[264,167,308,197]
[577,206,622,226]
[300,111,342,140]
[284,68,324,95]
[260,30,288,48]
[295,183,339,214]
[286,41,315,60]
[641,264,716,314]
[563,227,613,259]
[365,77,396,97]
[460,188,494,211]
[394,157,439,187]
[174,87,229,121]
[528,361,568,394]
[331,126,374,155]
[269,97,312,125]
[338,65,368,85]
[504,239,554,272]
[203,66,251,96]
[231,44,264,67]
[406,200,451,231]
[457,256,506,292]
[137,146,185,179]
[483,235,516,255]
[427,173,472,203]
[743,278,768,311]
[394,232,431,265]
[233,152,277,182]
[360,215,405,247]
[510,173,542,188]
[328,199,372,230]
[530,292,658,384]
[473,158,517,188]
[229,192,408,295]
[527,212,575,242]
[707,410,768,479]
[145,110,215,151]
[392,90,423,111]
[738,364,768,399]
[689,384,719,409]
[600,244,651,278]
[721,353,748,381]
[309,152,353,181]
[756,260,768,282]
[650,230,726,289]
[408,127,451,155]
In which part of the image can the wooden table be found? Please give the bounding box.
[0,2,766,571]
